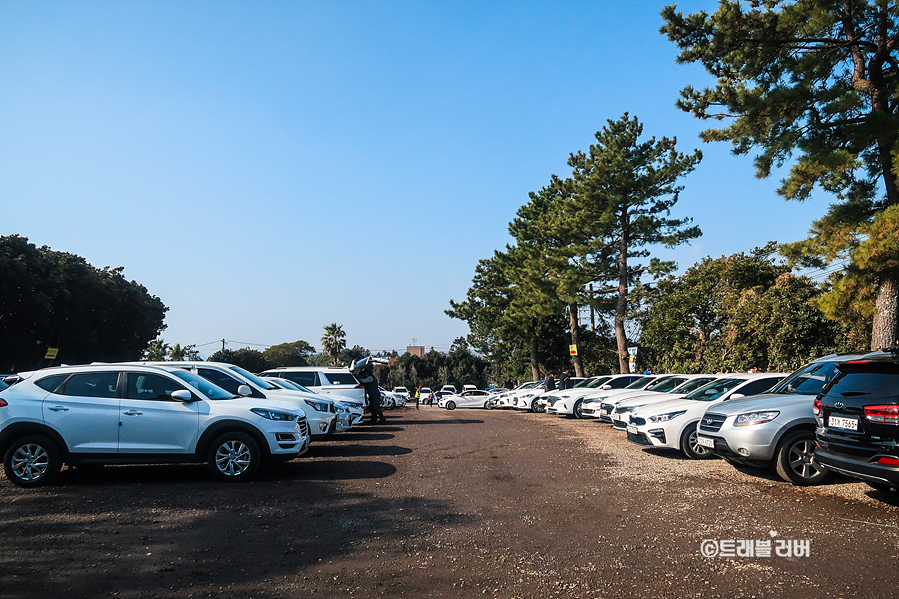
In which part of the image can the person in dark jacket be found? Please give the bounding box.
[558,368,571,390]
[545,372,556,392]
[353,358,386,424]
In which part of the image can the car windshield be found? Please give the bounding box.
[672,377,717,393]
[170,370,235,400]
[684,378,744,402]
[583,377,611,388]
[646,377,686,392]
[276,378,314,393]
[625,376,655,389]
[226,365,276,390]
[769,361,843,396]
[573,378,596,388]
[395,387,407,393]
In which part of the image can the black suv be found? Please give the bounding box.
[814,349,899,492]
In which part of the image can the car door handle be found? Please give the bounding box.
[122,410,143,416]
[47,406,69,412]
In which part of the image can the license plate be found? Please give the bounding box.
[828,415,859,431]
[626,424,638,434]
[697,436,715,449]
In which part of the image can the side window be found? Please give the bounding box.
[197,368,241,394]
[59,372,119,398]
[608,377,633,389]
[738,378,780,397]
[127,373,188,401]
[35,374,69,393]
[284,372,318,387]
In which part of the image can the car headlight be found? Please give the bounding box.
[734,411,779,426]
[648,410,686,423]
[304,399,331,412]
[251,408,299,422]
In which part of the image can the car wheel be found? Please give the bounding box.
[774,431,829,486]
[680,425,714,459]
[446,401,456,410]
[532,400,544,413]
[573,400,585,419]
[207,432,261,482]
[484,401,492,410]
[3,435,63,488]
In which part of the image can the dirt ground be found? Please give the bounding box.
[2,406,899,599]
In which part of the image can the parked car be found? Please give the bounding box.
[438,389,494,410]
[262,376,361,428]
[815,349,899,492]
[392,386,410,402]
[514,378,585,412]
[440,385,458,395]
[150,362,338,438]
[695,354,865,485]
[601,375,721,428]
[627,373,786,459]
[546,374,647,418]
[540,376,614,412]
[259,366,366,404]
[0,363,310,487]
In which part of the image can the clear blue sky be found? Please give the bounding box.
[1,1,831,356]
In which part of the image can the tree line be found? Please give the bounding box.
[449,1,898,379]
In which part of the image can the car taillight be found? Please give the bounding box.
[812,398,822,416]
[877,456,899,466]
[355,384,364,389]
[0,398,7,407]
[864,405,899,425]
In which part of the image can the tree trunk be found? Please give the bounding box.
[872,270,899,350]
[568,303,584,377]
[529,332,540,381]
[615,213,630,374]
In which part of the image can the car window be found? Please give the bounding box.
[35,374,68,393]
[770,361,842,396]
[685,378,743,402]
[323,372,359,385]
[127,373,188,401]
[608,377,636,389]
[198,368,242,394]
[226,365,275,390]
[59,372,119,398]
[735,377,782,397]
[585,377,612,388]
[825,369,899,399]
[280,372,319,387]
[647,377,685,392]
[625,376,656,389]
[673,377,716,393]
[170,370,234,399]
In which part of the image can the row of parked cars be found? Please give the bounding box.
[455,349,899,492]
[0,362,406,487]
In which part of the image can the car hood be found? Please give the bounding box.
[703,392,811,415]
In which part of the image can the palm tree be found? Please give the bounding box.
[321,323,347,365]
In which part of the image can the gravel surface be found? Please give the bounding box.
[1,407,898,599]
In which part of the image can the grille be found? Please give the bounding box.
[600,403,614,414]
[298,420,308,437]
[699,413,727,433]
[615,406,630,414]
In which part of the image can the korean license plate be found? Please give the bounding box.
[626,424,638,434]
[697,436,715,449]
[828,415,859,431]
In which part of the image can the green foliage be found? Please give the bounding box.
[379,340,491,391]
[633,246,859,373]
[144,339,170,361]
[321,323,347,366]
[207,347,270,372]
[0,235,168,371]
[168,343,200,361]
[262,340,316,367]
[662,0,899,347]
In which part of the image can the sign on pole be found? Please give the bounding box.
[44,348,59,360]
[569,344,578,356]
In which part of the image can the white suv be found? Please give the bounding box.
[0,364,310,487]
[259,366,366,404]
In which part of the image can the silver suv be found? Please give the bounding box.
[0,363,310,487]
[695,354,865,485]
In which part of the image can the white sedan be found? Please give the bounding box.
[439,389,495,410]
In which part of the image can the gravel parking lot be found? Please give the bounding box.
[2,407,898,599]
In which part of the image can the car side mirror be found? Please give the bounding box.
[171,389,196,402]
[600,385,611,389]
[237,385,252,397]
[729,393,745,399]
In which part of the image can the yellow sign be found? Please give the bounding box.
[44,347,59,360]
[569,344,578,355]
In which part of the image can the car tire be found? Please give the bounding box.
[207,432,262,482]
[573,400,585,419]
[3,435,63,488]
[531,400,544,414]
[680,424,714,459]
[774,431,829,486]
[446,400,456,410]
[484,401,492,410]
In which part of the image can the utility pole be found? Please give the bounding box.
[589,284,595,331]
[222,339,226,352]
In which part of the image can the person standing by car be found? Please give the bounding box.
[545,371,556,392]
[558,368,571,390]
[414,386,421,410]
[353,358,386,424]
